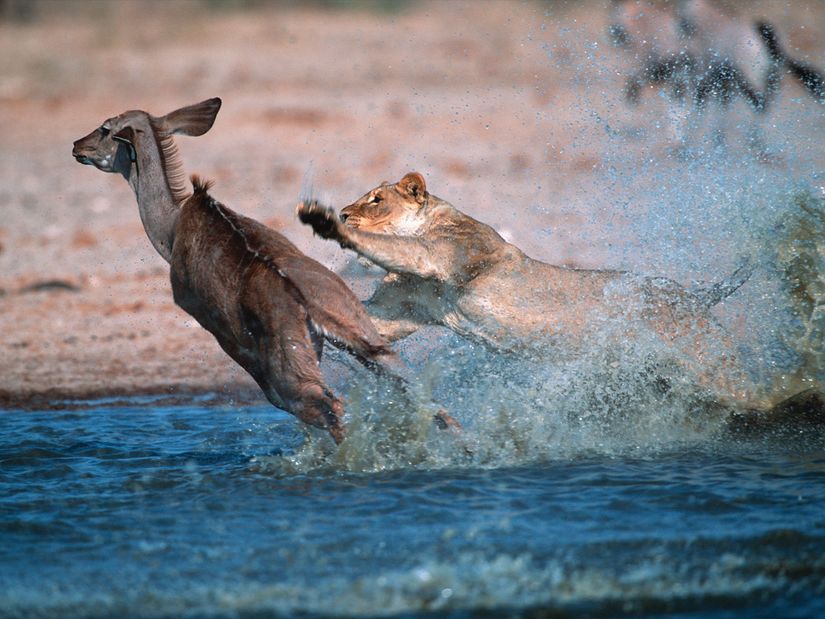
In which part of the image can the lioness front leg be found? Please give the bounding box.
[298,200,456,281]
[296,199,346,241]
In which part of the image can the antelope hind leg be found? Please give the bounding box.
[290,384,347,444]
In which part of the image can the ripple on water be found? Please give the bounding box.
[1,373,824,619]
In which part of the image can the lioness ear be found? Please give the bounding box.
[398,172,427,203]
[160,97,222,136]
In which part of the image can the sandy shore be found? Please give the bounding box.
[1,0,823,409]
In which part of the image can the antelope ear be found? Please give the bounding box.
[161,97,222,136]
[113,126,134,144]
[113,127,137,162]
[398,172,427,203]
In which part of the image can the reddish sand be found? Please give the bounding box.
[1,0,823,408]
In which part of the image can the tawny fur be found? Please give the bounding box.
[298,171,755,406]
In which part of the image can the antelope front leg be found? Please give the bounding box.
[259,335,348,444]
[363,348,464,434]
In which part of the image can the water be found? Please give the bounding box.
[5,9,825,619]
[4,141,824,617]
[2,395,824,619]
[550,17,825,396]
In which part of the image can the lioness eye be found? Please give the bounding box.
[371,194,382,204]
[99,126,110,136]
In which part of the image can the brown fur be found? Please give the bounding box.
[73,100,425,443]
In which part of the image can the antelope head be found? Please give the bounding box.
[72,98,222,179]
[72,97,222,262]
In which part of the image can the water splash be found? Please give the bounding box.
[770,189,825,393]
[263,20,825,475]
[254,325,743,475]
[556,20,825,397]
[298,161,316,204]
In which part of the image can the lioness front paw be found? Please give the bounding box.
[297,200,341,240]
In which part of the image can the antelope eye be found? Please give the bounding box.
[99,126,110,137]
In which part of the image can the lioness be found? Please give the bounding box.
[298,172,754,402]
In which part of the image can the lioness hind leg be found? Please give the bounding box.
[348,346,464,433]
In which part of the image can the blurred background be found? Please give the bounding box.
[0,0,823,403]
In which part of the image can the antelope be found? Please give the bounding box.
[756,21,825,107]
[72,98,455,444]
[678,0,825,108]
[608,0,787,155]
[608,0,699,111]
[610,0,781,107]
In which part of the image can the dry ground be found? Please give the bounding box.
[1,0,823,407]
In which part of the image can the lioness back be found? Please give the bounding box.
[337,172,636,344]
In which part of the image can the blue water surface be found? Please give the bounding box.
[1,399,824,619]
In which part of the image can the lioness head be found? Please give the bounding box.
[340,172,429,235]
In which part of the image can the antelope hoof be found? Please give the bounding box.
[433,411,474,458]
[328,421,346,445]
